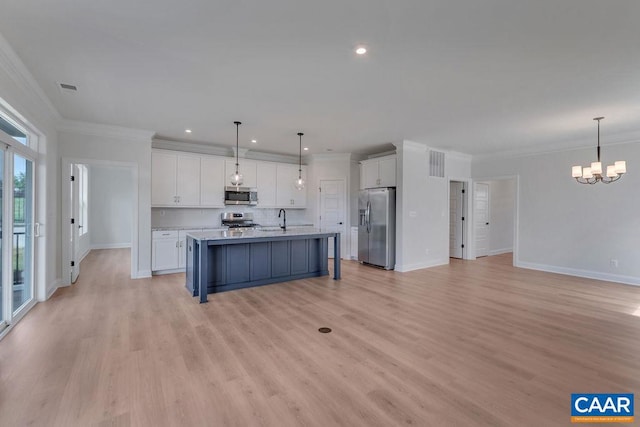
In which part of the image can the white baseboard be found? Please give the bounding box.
[91,243,132,250]
[489,248,513,256]
[151,268,184,276]
[45,279,62,300]
[516,260,640,287]
[395,258,449,273]
[136,270,152,279]
[79,247,91,263]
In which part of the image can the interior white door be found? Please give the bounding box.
[475,182,490,257]
[319,179,346,259]
[70,164,80,283]
[449,181,465,259]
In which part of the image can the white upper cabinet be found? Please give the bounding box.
[176,155,201,206]
[359,155,396,189]
[152,150,201,206]
[151,149,307,208]
[276,164,307,208]
[200,155,225,207]
[152,151,177,205]
[224,159,257,188]
[256,162,277,208]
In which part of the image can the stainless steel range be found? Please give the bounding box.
[221,212,260,229]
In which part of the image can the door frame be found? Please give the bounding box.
[317,177,348,259]
[61,157,139,285]
[447,177,474,260]
[471,174,520,265]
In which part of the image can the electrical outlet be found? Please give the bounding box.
[610,259,619,268]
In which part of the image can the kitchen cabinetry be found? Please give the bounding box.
[256,162,277,207]
[224,159,257,188]
[152,151,201,206]
[360,155,396,189]
[200,155,225,207]
[152,229,203,272]
[152,230,180,271]
[276,164,307,208]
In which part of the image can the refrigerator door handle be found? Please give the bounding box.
[366,201,371,233]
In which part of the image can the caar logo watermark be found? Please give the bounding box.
[571,393,634,423]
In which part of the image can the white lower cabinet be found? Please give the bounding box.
[152,230,179,271]
[152,229,200,272]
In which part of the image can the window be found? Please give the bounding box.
[0,115,28,146]
[78,165,88,236]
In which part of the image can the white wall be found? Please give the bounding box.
[477,179,516,255]
[58,121,153,278]
[395,140,472,272]
[473,142,640,285]
[0,32,60,300]
[89,165,133,249]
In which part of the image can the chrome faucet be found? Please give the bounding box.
[278,209,287,230]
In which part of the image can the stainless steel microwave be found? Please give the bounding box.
[224,186,258,205]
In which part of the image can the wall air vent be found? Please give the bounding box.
[429,150,445,178]
[58,82,78,93]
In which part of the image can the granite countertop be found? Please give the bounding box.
[187,228,337,241]
[152,226,228,231]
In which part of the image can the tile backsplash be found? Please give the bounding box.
[152,207,312,228]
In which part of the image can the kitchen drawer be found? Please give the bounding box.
[152,230,179,239]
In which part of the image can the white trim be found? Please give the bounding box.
[489,248,513,256]
[58,119,154,142]
[79,246,91,263]
[448,177,474,260]
[136,270,152,279]
[61,158,140,285]
[0,299,37,341]
[395,258,449,273]
[90,243,132,250]
[152,268,184,275]
[45,279,61,300]
[0,33,61,122]
[516,261,640,287]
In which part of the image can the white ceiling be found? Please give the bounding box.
[2,0,640,156]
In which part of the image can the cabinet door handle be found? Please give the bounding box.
[176,241,179,247]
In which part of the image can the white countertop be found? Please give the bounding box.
[152,226,228,231]
[187,228,336,241]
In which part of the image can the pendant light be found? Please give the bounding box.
[571,117,627,184]
[229,121,243,186]
[295,132,305,190]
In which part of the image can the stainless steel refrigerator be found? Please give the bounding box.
[358,188,396,269]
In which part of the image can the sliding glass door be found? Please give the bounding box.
[12,154,33,314]
[0,112,37,334]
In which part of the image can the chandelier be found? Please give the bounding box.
[294,132,305,190]
[571,117,626,184]
[230,121,243,186]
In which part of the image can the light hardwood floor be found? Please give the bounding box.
[1,249,640,426]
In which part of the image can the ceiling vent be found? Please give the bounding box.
[58,82,78,93]
[429,150,445,178]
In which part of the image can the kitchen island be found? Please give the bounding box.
[186,228,340,302]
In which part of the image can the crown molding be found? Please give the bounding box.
[473,129,640,162]
[0,32,61,123]
[393,140,428,153]
[58,119,154,142]
[153,137,301,164]
[309,153,352,162]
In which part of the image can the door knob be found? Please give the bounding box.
[338,222,343,225]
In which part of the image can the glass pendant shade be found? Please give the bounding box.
[230,121,243,186]
[572,166,582,178]
[606,165,617,178]
[295,132,305,190]
[614,161,626,174]
[582,167,593,179]
[590,161,602,175]
[230,170,243,186]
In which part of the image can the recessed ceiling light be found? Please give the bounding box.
[304,147,309,151]
[185,129,192,133]
[355,46,367,55]
[251,139,257,143]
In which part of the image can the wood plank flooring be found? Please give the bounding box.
[1,249,640,426]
